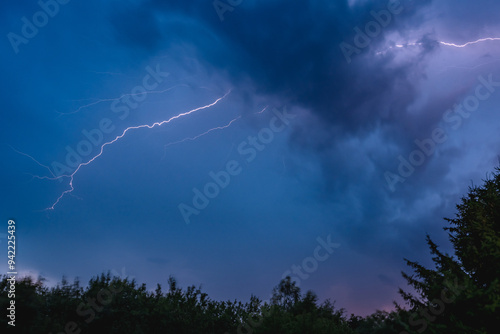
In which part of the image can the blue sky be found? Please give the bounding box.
[1,0,500,316]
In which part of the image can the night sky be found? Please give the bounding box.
[1,0,500,316]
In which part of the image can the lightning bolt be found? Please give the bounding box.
[57,84,188,117]
[376,36,500,55]
[163,116,242,151]
[45,91,231,210]
[437,58,500,75]
[8,145,57,178]
[87,70,132,76]
[162,105,269,157]
[439,37,500,48]
[255,106,269,114]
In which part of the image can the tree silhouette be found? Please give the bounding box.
[399,168,500,333]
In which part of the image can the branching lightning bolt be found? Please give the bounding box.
[162,105,269,157]
[437,58,500,75]
[163,116,242,151]
[8,145,58,179]
[45,91,231,210]
[57,84,188,117]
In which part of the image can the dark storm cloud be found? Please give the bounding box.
[107,0,493,257]
[109,0,435,137]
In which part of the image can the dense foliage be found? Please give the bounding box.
[0,273,355,334]
[397,168,500,334]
